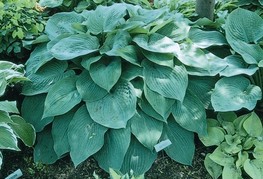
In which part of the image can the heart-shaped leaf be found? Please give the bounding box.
[86,81,137,129]
[90,58,122,92]
[211,76,262,111]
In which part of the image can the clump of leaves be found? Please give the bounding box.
[21,3,262,176]
[200,112,263,179]
[0,0,45,58]
[0,61,35,169]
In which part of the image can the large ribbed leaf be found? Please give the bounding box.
[226,8,263,64]
[178,43,227,76]
[76,70,108,102]
[0,123,19,151]
[189,28,227,48]
[90,59,122,92]
[131,110,163,150]
[25,43,53,75]
[22,61,75,95]
[21,94,53,132]
[116,45,141,66]
[86,81,137,129]
[34,128,58,164]
[50,34,100,60]
[45,12,84,39]
[68,105,107,167]
[161,117,195,165]
[94,128,131,171]
[211,76,262,111]
[43,76,81,118]
[142,49,174,67]
[133,33,180,54]
[172,91,207,136]
[144,85,175,119]
[9,115,36,147]
[100,30,132,56]
[51,108,77,158]
[143,60,188,101]
[220,55,258,77]
[120,138,157,176]
[85,4,127,34]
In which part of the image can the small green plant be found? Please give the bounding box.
[199,112,263,179]
[0,0,45,58]
[0,61,36,169]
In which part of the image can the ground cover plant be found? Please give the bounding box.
[19,1,263,177]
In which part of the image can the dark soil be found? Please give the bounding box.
[0,144,212,179]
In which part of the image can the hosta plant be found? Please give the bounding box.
[0,61,35,169]
[199,112,263,179]
[21,3,262,176]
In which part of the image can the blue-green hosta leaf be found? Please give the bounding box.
[81,55,102,71]
[133,33,180,54]
[144,85,175,119]
[143,60,188,101]
[116,45,141,66]
[0,123,19,151]
[39,0,63,8]
[21,94,53,132]
[46,34,71,52]
[138,96,166,122]
[131,110,163,150]
[142,49,174,67]
[122,64,143,81]
[90,58,122,92]
[45,12,84,39]
[85,4,127,35]
[9,115,35,147]
[188,77,216,109]
[76,70,108,102]
[204,154,222,179]
[222,165,242,179]
[120,138,157,176]
[243,112,263,137]
[0,101,19,113]
[68,105,107,167]
[34,128,59,164]
[226,8,263,64]
[161,117,195,165]
[94,128,131,172]
[199,127,225,146]
[51,108,77,158]
[43,76,82,118]
[211,76,262,112]
[50,34,100,60]
[25,44,53,75]
[244,159,263,179]
[220,55,258,77]
[23,61,75,95]
[0,111,12,123]
[86,81,137,129]
[100,30,132,56]
[178,44,227,76]
[189,28,227,48]
[172,91,207,136]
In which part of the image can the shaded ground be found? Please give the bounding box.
[1,143,211,179]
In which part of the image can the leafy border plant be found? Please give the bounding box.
[21,3,262,176]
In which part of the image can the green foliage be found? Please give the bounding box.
[0,61,36,169]
[199,112,263,179]
[0,0,45,58]
[20,3,263,176]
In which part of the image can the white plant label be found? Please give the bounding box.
[154,139,172,152]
